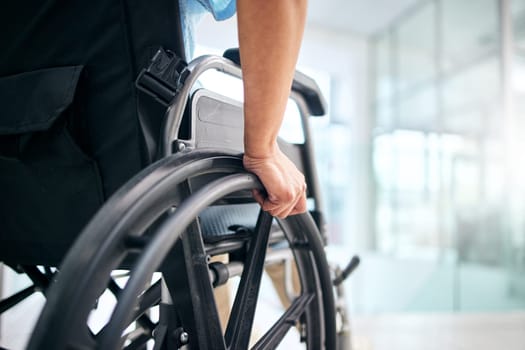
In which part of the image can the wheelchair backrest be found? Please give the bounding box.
[0,0,186,265]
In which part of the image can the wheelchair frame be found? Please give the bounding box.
[0,50,354,350]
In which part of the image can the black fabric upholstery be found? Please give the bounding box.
[0,0,186,265]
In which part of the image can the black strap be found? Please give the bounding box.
[135,47,189,107]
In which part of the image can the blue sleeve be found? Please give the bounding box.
[179,0,236,59]
[195,0,236,21]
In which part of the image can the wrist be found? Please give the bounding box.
[244,140,279,160]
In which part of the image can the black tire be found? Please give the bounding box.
[28,150,335,350]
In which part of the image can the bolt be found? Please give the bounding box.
[177,142,186,152]
[179,331,189,345]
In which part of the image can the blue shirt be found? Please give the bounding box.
[179,0,236,58]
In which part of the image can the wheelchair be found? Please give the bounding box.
[0,6,357,349]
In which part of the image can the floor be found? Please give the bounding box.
[351,312,525,350]
[2,294,525,350]
[2,267,525,350]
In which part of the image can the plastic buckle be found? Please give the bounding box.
[135,47,189,106]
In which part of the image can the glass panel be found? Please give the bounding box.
[484,140,506,203]
[398,83,437,130]
[374,100,394,130]
[374,33,393,101]
[373,33,394,129]
[397,3,436,91]
[368,0,525,315]
[513,0,525,132]
[374,131,443,255]
[372,130,455,312]
[375,193,395,253]
[508,0,525,312]
[513,54,525,95]
[513,0,525,138]
[374,133,396,254]
[393,131,439,258]
[512,0,525,48]
[312,123,352,244]
[442,58,501,135]
[442,0,499,72]
[373,133,396,190]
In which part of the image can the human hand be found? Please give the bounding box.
[243,145,307,219]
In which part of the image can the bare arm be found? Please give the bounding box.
[237,0,308,218]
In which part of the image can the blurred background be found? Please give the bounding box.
[194,0,525,348]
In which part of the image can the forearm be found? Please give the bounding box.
[237,0,307,158]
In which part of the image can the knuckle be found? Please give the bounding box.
[265,207,279,217]
[295,198,307,213]
[280,190,294,202]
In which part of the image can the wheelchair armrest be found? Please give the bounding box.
[223,48,327,116]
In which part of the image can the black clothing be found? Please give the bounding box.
[0,0,185,264]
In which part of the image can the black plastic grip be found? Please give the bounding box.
[333,255,360,286]
[135,47,189,106]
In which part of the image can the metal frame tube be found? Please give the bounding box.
[162,55,243,157]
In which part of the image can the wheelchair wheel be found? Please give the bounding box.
[27,150,336,350]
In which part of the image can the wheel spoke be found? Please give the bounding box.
[123,331,151,350]
[0,285,37,313]
[21,265,53,293]
[252,293,314,350]
[97,280,160,341]
[109,278,161,324]
[133,280,162,321]
[225,210,273,349]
